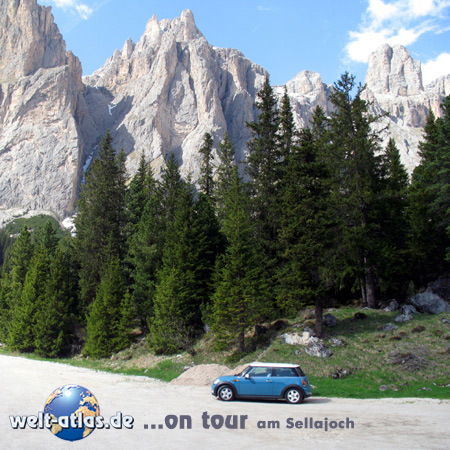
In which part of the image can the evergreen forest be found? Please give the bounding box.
[1,73,450,358]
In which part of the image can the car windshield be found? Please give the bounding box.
[236,366,250,376]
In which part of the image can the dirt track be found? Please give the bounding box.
[1,354,449,449]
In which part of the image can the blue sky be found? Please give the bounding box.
[37,0,450,86]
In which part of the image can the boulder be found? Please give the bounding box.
[401,305,418,315]
[330,337,345,346]
[279,332,311,345]
[380,323,399,332]
[410,292,450,314]
[323,313,338,327]
[305,337,332,358]
[427,277,450,300]
[384,300,399,312]
[394,313,413,323]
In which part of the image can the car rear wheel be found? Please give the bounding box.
[218,385,234,401]
[285,388,304,404]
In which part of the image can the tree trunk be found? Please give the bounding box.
[238,329,246,353]
[365,266,377,309]
[360,278,367,307]
[315,299,324,338]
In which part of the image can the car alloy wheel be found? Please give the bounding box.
[285,388,304,404]
[218,385,234,401]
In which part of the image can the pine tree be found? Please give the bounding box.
[7,248,48,351]
[199,132,215,199]
[327,73,384,308]
[278,87,296,161]
[125,152,154,239]
[0,227,33,341]
[246,76,282,296]
[211,167,271,352]
[277,128,335,336]
[7,222,57,352]
[408,97,450,284]
[149,180,221,353]
[116,290,135,351]
[214,131,236,223]
[149,182,199,353]
[75,131,128,312]
[84,253,128,358]
[34,242,77,357]
[377,138,410,298]
[128,154,182,327]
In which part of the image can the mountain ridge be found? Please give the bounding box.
[0,1,449,223]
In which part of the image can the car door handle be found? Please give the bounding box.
[266,380,272,383]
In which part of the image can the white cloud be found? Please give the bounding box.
[257,5,276,12]
[46,0,94,20]
[345,0,450,63]
[422,52,450,84]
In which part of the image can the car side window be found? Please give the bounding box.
[248,367,272,377]
[272,368,298,377]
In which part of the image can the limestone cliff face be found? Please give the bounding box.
[274,70,332,130]
[0,4,449,222]
[82,10,267,180]
[361,44,449,172]
[0,0,84,218]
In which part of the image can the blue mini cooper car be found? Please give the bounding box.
[211,362,312,404]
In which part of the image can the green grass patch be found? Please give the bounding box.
[311,373,450,399]
[1,306,449,397]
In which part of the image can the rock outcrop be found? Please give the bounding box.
[0,0,84,218]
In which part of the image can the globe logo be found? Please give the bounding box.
[44,385,100,441]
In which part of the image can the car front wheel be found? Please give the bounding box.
[285,388,304,404]
[218,385,235,401]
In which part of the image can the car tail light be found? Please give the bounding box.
[302,379,306,386]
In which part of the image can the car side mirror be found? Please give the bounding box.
[245,374,250,379]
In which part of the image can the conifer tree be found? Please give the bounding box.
[7,222,57,352]
[246,76,282,295]
[149,182,200,353]
[128,154,182,327]
[278,87,296,161]
[194,193,223,303]
[214,131,236,223]
[0,227,33,341]
[277,128,335,336]
[327,73,384,308]
[408,97,450,284]
[84,253,129,358]
[75,131,128,312]
[34,242,78,357]
[211,167,270,352]
[377,138,410,297]
[149,179,221,353]
[125,152,154,239]
[199,132,215,199]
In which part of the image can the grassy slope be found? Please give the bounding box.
[1,307,450,398]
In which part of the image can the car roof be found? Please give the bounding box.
[248,362,300,368]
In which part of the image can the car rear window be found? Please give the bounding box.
[272,368,299,377]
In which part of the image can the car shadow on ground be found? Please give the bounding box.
[223,397,332,405]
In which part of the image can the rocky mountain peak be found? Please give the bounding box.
[82,9,267,182]
[0,0,70,82]
[365,43,423,96]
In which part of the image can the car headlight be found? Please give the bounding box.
[213,379,220,384]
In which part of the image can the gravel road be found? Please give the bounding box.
[1,354,449,450]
